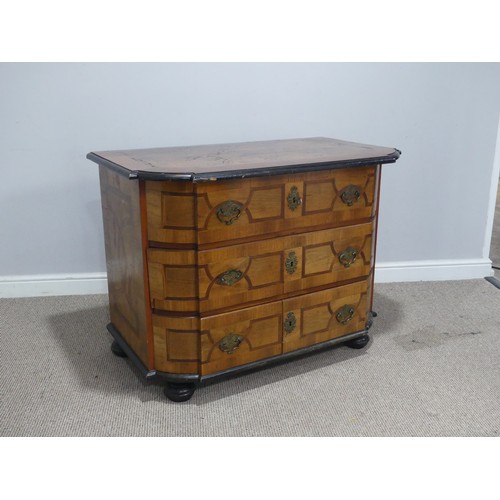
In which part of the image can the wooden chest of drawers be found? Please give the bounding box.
[88,137,400,401]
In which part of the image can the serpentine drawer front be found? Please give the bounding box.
[147,222,373,314]
[144,167,377,247]
[88,137,400,402]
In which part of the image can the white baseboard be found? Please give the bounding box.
[0,259,494,298]
[375,258,494,283]
[0,273,108,298]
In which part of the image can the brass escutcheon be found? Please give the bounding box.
[219,333,243,354]
[340,185,361,206]
[285,251,298,274]
[335,304,355,325]
[216,269,243,286]
[283,312,297,335]
[287,186,302,211]
[339,247,358,268]
[216,200,243,225]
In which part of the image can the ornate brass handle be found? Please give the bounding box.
[287,186,302,211]
[340,185,361,206]
[219,333,243,354]
[216,269,243,286]
[216,200,243,225]
[336,304,355,325]
[283,312,297,335]
[339,247,358,268]
[285,251,298,274]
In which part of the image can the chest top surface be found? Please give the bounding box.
[87,137,400,182]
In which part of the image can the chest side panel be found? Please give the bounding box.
[99,166,150,366]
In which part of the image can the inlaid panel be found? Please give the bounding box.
[282,280,369,353]
[196,166,376,246]
[148,248,198,313]
[197,222,373,313]
[197,238,284,313]
[284,222,373,294]
[200,302,283,375]
[152,315,199,373]
[145,180,197,245]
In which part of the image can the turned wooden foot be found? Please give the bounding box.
[164,382,196,402]
[345,334,370,349]
[111,340,127,358]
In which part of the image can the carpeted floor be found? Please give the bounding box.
[1,279,499,437]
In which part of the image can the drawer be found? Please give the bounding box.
[197,222,373,313]
[152,315,200,374]
[200,302,283,375]
[282,280,369,353]
[145,180,197,245]
[196,166,377,245]
[152,280,369,376]
[148,248,198,313]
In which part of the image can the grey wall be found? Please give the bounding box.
[1,63,500,277]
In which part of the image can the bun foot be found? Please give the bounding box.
[111,340,127,357]
[345,334,370,349]
[164,382,196,402]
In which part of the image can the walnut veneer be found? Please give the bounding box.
[89,137,400,402]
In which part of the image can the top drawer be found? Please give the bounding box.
[146,165,378,247]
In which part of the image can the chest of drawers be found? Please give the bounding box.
[88,137,400,402]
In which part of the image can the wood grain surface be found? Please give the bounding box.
[145,180,197,245]
[94,138,398,379]
[152,314,199,374]
[195,167,377,246]
[283,280,369,353]
[88,137,399,181]
[200,302,283,375]
[197,222,373,313]
[99,166,151,366]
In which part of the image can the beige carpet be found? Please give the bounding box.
[1,279,499,436]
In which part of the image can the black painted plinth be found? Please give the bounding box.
[111,340,127,358]
[164,382,196,402]
[345,334,370,349]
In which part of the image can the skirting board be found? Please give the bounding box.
[0,273,108,298]
[0,259,494,298]
[375,258,494,283]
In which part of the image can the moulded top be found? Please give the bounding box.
[87,137,400,182]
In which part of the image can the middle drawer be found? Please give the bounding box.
[149,221,373,314]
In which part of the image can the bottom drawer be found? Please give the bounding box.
[282,280,369,353]
[200,302,283,376]
[199,279,369,375]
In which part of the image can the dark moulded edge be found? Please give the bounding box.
[106,323,199,382]
[87,149,401,182]
[106,322,370,386]
[485,276,500,290]
[86,152,195,181]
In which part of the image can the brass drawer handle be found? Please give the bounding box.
[216,269,243,286]
[340,185,361,206]
[287,186,302,211]
[336,304,355,325]
[219,333,243,354]
[283,312,297,335]
[339,247,358,268]
[285,251,298,274]
[216,200,243,225]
